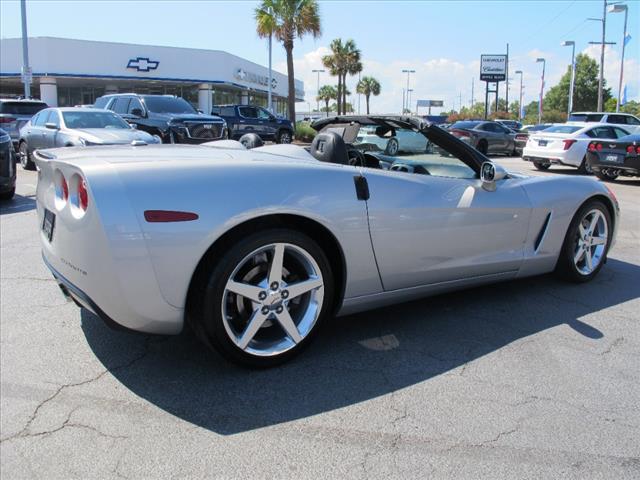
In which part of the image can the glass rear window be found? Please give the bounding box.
[450,121,482,129]
[0,102,48,115]
[569,113,603,122]
[541,125,582,134]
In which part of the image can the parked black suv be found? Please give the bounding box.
[0,128,16,200]
[95,94,227,144]
[212,105,294,143]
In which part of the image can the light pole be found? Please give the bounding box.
[588,0,612,112]
[536,58,546,124]
[402,69,415,112]
[312,69,324,115]
[20,0,31,99]
[357,71,361,114]
[515,70,524,121]
[407,89,414,114]
[561,41,576,114]
[609,3,628,112]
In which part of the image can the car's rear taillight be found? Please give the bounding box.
[626,145,635,154]
[595,143,603,151]
[0,117,16,123]
[563,139,577,150]
[588,142,597,152]
[78,178,88,211]
[61,176,69,201]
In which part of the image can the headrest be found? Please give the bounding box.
[238,133,264,149]
[309,131,348,164]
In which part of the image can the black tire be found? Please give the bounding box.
[19,141,35,170]
[0,188,15,200]
[385,137,399,156]
[533,161,550,171]
[477,140,488,156]
[596,171,618,181]
[577,156,593,175]
[190,228,334,368]
[276,130,293,144]
[555,200,612,283]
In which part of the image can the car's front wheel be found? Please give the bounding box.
[192,229,334,367]
[19,141,35,170]
[277,130,293,144]
[555,200,612,283]
[385,138,399,156]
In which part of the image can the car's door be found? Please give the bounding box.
[27,110,50,150]
[494,122,515,152]
[41,110,61,148]
[237,106,260,136]
[363,133,532,290]
[257,107,276,139]
[477,123,500,153]
[124,97,146,130]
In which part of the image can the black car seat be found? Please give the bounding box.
[309,131,349,164]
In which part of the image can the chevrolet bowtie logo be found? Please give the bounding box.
[236,68,248,80]
[127,57,160,72]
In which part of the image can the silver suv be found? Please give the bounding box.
[0,98,48,149]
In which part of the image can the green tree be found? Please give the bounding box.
[316,85,337,117]
[255,0,321,122]
[356,76,381,114]
[322,38,361,115]
[544,53,611,113]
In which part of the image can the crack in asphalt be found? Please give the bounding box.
[0,336,154,444]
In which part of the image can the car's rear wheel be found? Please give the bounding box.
[192,229,334,367]
[533,161,550,171]
[277,130,292,144]
[19,141,35,170]
[577,156,593,175]
[555,200,612,283]
[385,138,399,155]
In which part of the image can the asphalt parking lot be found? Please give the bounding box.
[1,158,639,479]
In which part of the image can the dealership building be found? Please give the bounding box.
[0,37,304,115]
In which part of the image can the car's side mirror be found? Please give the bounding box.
[45,122,59,130]
[130,108,144,117]
[480,161,507,192]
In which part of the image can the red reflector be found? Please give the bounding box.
[588,143,597,152]
[636,146,640,154]
[596,143,603,151]
[61,176,69,201]
[144,210,199,222]
[78,179,88,211]
[563,139,577,150]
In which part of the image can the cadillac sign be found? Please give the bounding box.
[480,55,507,82]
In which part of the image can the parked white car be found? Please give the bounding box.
[354,126,428,155]
[568,112,640,134]
[522,123,631,173]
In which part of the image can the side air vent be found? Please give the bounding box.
[534,212,552,253]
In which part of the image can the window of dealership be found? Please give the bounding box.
[0,37,303,115]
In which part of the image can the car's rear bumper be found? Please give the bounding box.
[588,153,640,177]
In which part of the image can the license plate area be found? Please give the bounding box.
[42,208,56,242]
[538,140,548,147]
[605,154,622,163]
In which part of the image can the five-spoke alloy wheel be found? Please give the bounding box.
[191,229,333,367]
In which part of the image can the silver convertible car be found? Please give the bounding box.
[34,116,619,367]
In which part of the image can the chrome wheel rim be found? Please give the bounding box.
[19,143,27,167]
[221,243,324,356]
[280,132,292,144]
[573,209,608,275]
[387,139,398,155]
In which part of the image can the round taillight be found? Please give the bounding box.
[588,143,596,152]
[596,143,603,151]
[61,177,69,201]
[78,178,88,211]
[627,145,635,154]
[636,146,640,154]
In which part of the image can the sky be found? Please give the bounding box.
[0,0,638,114]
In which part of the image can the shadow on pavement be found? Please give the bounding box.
[81,257,639,435]
[0,193,36,215]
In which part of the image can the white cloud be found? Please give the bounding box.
[582,44,639,102]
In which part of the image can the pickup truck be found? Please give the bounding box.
[212,105,294,143]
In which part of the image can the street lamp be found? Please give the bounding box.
[407,89,414,114]
[609,3,628,112]
[515,70,524,121]
[536,58,546,124]
[561,41,576,115]
[402,69,415,112]
[311,69,325,114]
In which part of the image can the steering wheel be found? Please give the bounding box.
[347,148,366,167]
[390,162,430,175]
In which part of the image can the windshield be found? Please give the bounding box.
[0,102,48,115]
[540,125,582,134]
[569,113,603,122]
[142,96,197,114]
[352,125,476,179]
[62,111,130,129]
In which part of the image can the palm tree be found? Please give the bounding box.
[256,0,321,122]
[316,85,337,117]
[322,38,361,115]
[356,76,381,114]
